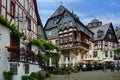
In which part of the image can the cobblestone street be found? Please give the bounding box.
[45,70,120,80]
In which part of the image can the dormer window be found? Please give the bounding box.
[64,22,67,27]
[97,30,103,38]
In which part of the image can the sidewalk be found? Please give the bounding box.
[45,70,120,80]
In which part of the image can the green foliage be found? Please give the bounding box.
[22,75,33,80]
[114,48,120,54]
[41,52,60,64]
[30,38,38,45]
[0,14,26,38]
[46,71,51,77]
[30,38,59,51]
[3,71,14,80]
[30,72,39,78]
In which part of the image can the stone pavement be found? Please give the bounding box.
[45,70,120,80]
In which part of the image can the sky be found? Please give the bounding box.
[36,0,120,27]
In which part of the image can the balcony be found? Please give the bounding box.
[60,42,89,50]
[73,42,89,49]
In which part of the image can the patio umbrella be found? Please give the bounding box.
[79,60,88,64]
[58,58,61,67]
[72,58,75,67]
[82,58,98,63]
[65,57,68,67]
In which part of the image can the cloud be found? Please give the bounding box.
[81,13,120,27]
[109,1,120,7]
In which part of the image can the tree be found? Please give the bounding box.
[114,48,120,60]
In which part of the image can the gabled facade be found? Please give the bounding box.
[115,27,120,48]
[0,0,45,80]
[88,19,118,61]
[44,5,93,66]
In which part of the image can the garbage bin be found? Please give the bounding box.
[39,70,46,79]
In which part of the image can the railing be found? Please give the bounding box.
[60,42,89,50]
[73,42,89,49]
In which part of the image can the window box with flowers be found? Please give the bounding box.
[5,45,18,52]
[26,50,35,54]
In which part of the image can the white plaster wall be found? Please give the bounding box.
[12,62,41,80]
[0,24,11,80]
[29,64,41,74]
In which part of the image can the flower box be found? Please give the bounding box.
[5,46,18,52]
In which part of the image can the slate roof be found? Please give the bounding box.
[44,5,93,38]
[115,27,120,38]
[89,23,111,41]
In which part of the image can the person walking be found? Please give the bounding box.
[110,62,115,72]
[117,61,120,72]
[102,62,107,72]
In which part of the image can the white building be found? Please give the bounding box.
[87,19,118,62]
[0,0,45,80]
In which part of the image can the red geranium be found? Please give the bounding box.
[5,45,18,49]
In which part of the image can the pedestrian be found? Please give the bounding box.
[110,62,115,72]
[117,61,120,72]
[102,62,107,72]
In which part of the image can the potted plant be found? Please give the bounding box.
[3,71,14,80]
[5,45,18,52]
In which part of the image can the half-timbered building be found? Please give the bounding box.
[88,19,118,62]
[44,5,93,67]
[0,0,45,80]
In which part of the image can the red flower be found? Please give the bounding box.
[5,46,18,49]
